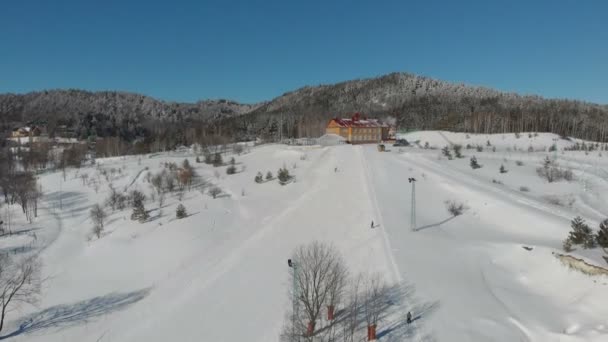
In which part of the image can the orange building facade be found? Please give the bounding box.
[326,113,389,144]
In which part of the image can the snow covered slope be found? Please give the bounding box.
[2,132,608,341]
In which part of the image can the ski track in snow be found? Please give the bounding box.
[358,145,426,342]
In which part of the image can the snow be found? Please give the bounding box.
[2,131,608,341]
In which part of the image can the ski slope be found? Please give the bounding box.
[2,132,608,341]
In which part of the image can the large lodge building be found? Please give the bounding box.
[325,113,389,144]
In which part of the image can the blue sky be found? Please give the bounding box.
[1,0,607,104]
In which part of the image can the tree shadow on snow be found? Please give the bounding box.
[307,281,439,341]
[0,288,150,339]
[375,282,440,342]
[414,216,457,232]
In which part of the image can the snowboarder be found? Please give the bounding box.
[406,311,412,324]
[371,220,374,229]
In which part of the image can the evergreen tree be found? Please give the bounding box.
[278,167,291,184]
[130,192,149,223]
[562,238,573,252]
[453,144,463,158]
[212,153,223,167]
[131,201,149,222]
[499,164,507,173]
[596,219,608,251]
[568,216,593,247]
[176,203,187,219]
[255,172,263,183]
[470,156,481,169]
[441,146,452,159]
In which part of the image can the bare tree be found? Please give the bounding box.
[0,255,41,332]
[291,241,348,340]
[90,204,107,238]
[341,275,362,342]
[209,186,222,199]
[362,273,387,341]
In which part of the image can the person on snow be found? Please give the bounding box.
[371,220,374,228]
[407,311,412,324]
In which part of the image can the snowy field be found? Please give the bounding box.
[1,131,608,341]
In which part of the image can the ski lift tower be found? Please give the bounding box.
[409,177,417,231]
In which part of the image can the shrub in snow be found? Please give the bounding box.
[519,186,530,192]
[195,156,201,163]
[230,157,236,166]
[92,224,103,239]
[470,156,481,169]
[255,172,263,183]
[528,146,534,153]
[445,200,466,216]
[476,145,483,152]
[536,157,574,183]
[549,144,557,152]
[300,154,307,161]
[492,146,496,152]
[486,140,491,147]
[204,153,213,164]
[492,179,503,185]
[226,165,237,175]
[466,144,473,150]
[441,146,452,160]
[596,219,608,251]
[266,171,273,180]
[515,132,521,139]
[209,186,222,199]
[499,164,507,173]
[176,204,187,219]
[567,216,595,248]
[278,167,292,185]
[453,144,463,158]
[90,204,106,225]
[424,142,430,149]
[516,160,524,166]
[212,153,223,167]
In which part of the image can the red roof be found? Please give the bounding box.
[331,113,388,128]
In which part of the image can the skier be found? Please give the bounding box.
[371,220,374,229]
[406,311,412,324]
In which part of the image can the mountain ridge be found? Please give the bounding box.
[1,72,607,142]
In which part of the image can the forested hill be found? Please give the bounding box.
[0,90,261,139]
[220,73,608,142]
[1,73,608,143]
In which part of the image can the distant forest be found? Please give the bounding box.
[1,73,607,155]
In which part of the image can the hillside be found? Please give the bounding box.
[1,132,608,341]
[2,73,608,143]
